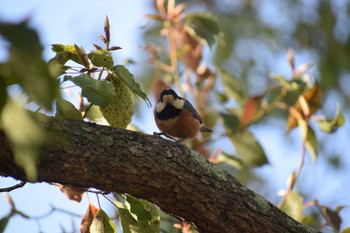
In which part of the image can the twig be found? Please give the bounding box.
[0,181,27,192]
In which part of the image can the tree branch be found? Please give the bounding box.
[0,180,27,192]
[0,117,318,233]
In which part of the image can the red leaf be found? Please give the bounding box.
[240,96,263,126]
[80,203,100,233]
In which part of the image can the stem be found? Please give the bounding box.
[82,103,94,119]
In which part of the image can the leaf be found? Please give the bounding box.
[240,95,263,126]
[216,152,244,170]
[99,75,134,128]
[0,77,7,114]
[81,203,99,233]
[319,205,342,233]
[229,129,268,167]
[50,44,82,65]
[0,22,60,110]
[55,99,82,120]
[83,105,104,122]
[302,213,321,229]
[270,74,307,92]
[90,209,117,233]
[220,113,268,166]
[67,74,119,108]
[0,214,11,233]
[318,103,345,133]
[342,227,350,233]
[305,125,318,162]
[286,83,323,131]
[110,65,151,107]
[114,194,160,233]
[185,12,220,48]
[220,70,244,103]
[0,98,45,180]
[58,185,86,202]
[279,191,304,222]
[88,49,114,69]
[220,112,240,133]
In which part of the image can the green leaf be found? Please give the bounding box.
[0,98,45,180]
[0,214,11,233]
[229,129,268,167]
[341,227,350,233]
[185,12,220,48]
[305,125,318,162]
[0,22,60,110]
[221,70,244,103]
[302,213,321,228]
[220,112,240,133]
[90,209,117,233]
[318,104,345,133]
[55,99,82,120]
[114,194,160,233]
[49,44,82,65]
[67,74,119,108]
[216,152,244,170]
[83,105,104,122]
[280,191,304,222]
[88,49,114,69]
[0,77,7,114]
[110,65,151,107]
[270,74,307,92]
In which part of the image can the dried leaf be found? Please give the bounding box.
[319,205,342,232]
[58,185,86,202]
[81,204,99,233]
[169,27,203,71]
[286,83,322,131]
[240,95,263,126]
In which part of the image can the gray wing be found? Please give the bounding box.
[183,98,203,124]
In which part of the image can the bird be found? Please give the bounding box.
[154,89,212,140]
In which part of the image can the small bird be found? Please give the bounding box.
[154,89,212,140]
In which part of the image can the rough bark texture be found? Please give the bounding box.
[0,118,318,233]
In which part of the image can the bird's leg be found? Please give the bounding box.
[175,138,189,143]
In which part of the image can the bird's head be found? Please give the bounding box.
[156,89,185,113]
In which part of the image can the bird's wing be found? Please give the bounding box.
[183,98,203,124]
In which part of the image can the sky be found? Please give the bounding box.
[1,0,350,232]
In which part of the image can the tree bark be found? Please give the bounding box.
[0,118,318,233]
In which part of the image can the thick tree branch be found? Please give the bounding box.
[0,117,317,233]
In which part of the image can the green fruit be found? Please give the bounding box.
[100,75,134,128]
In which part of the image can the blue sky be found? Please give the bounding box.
[1,0,350,232]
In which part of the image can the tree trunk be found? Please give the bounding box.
[0,118,318,233]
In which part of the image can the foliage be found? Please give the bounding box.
[0,0,349,232]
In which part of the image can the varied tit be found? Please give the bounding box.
[154,89,212,140]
